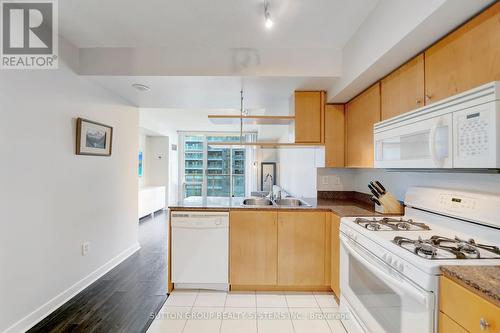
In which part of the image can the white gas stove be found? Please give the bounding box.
[339,187,500,333]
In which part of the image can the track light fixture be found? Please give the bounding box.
[264,0,273,29]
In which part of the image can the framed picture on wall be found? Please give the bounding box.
[76,118,113,156]
[138,152,143,177]
[261,162,276,192]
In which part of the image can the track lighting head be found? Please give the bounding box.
[264,1,273,29]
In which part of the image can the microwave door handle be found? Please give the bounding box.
[429,123,441,167]
[341,236,432,308]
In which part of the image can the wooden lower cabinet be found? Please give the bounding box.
[277,211,326,286]
[330,213,341,298]
[439,312,468,333]
[230,210,278,285]
[439,276,500,333]
[230,210,331,290]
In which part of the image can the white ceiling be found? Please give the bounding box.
[90,76,336,110]
[64,0,494,138]
[139,107,290,142]
[60,0,378,49]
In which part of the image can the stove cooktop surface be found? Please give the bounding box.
[343,213,500,271]
[393,235,500,260]
[355,217,430,231]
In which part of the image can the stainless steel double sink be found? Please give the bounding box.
[242,197,311,207]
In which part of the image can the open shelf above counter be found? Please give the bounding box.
[207,142,324,148]
[208,115,295,125]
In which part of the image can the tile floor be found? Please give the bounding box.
[147,290,348,333]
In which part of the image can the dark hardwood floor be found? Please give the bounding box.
[28,212,169,333]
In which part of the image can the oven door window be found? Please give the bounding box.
[349,253,402,333]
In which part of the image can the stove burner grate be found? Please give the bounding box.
[354,217,430,231]
[365,222,381,231]
[394,235,500,260]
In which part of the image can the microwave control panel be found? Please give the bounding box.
[456,110,490,158]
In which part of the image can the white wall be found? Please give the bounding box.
[0,38,139,333]
[147,136,170,206]
[256,148,279,191]
[139,110,179,205]
[278,147,325,198]
[318,168,500,201]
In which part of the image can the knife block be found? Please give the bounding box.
[375,192,404,215]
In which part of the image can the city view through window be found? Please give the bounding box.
[183,135,246,198]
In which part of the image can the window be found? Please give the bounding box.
[181,134,252,198]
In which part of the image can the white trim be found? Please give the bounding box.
[2,243,141,333]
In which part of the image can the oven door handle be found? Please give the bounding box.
[341,236,433,309]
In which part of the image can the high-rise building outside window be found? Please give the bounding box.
[181,133,253,198]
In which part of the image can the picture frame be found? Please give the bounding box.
[261,162,276,191]
[76,118,113,156]
[138,151,143,177]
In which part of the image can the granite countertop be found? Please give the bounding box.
[169,194,385,217]
[441,266,500,306]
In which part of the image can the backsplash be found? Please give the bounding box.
[318,168,500,201]
[317,190,373,207]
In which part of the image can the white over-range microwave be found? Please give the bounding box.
[374,81,500,169]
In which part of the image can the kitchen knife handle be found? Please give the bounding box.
[375,181,386,194]
[370,181,384,195]
[368,184,380,198]
[371,196,381,206]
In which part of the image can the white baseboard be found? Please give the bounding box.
[174,283,229,292]
[2,242,141,333]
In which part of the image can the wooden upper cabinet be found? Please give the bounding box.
[381,53,425,120]
[425,2,500,103]
[346,83,381,168]
[230,210,278,285]
[294,91,325,144]
[324,104,345,167]
[277,211,326,286]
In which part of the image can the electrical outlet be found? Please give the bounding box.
[321,176,329,185]
[82,242,90,256]
[334,175,341,185]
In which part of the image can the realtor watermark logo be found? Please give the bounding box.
[1,0,58,69]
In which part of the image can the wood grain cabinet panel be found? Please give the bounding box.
[381,53,425,120]
[324,104,345,167]
[425,2,500,103]
[230,210,278,285]
[439,276,500,333]
[278,211,326,286]
[439,312,468,333]
[346,83,381,168]
[294,91,325,144]
[330,213,341,298]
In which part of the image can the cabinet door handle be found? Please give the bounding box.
[416,99,422,106]
[480,318,490,330]
[425,94,432,103]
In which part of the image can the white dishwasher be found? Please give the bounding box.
[171,211,229,291]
